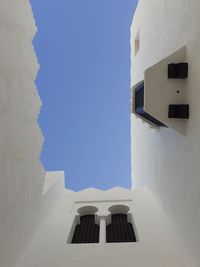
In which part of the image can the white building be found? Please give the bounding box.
[131,1,200,266]
[15,172,194,267]
[0,1,200,267]
[0,1,44,267]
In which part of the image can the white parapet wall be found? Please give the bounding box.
[16,186,193,267]
[0,1,45,267]
[131,0,200,265]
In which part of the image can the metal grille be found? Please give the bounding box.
[106,214,137,243]
[71,215,99,243]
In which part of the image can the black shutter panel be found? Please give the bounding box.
[72,215,99,243]
[106,214,137,243]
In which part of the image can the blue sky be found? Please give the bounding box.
[31,0,138,191]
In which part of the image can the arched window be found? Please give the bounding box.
[71,206,99,244]
[106,205,137,243]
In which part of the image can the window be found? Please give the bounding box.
[134,30,140,56]
[106,213,137,243]
[134,82,166,127]
[71,206,99,244]
[69,204,138,244]
[71,215,99,243]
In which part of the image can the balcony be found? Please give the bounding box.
[132,46,189,134]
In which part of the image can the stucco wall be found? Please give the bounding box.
[0,1,45,267]
[131,0,200,265]
[17,187,192,267]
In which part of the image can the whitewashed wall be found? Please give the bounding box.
[131,1,200,265]
[17,186,193,267]
[0,1,45,267]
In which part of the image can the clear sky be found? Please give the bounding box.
[31,0,138,191]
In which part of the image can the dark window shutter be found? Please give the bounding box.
[106,214,137,243]
[71,215,99,243]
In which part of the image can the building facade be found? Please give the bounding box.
[0,0,200,266]
[16,173,193,267]
[131,0,200,266]
[0,1,44,267]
